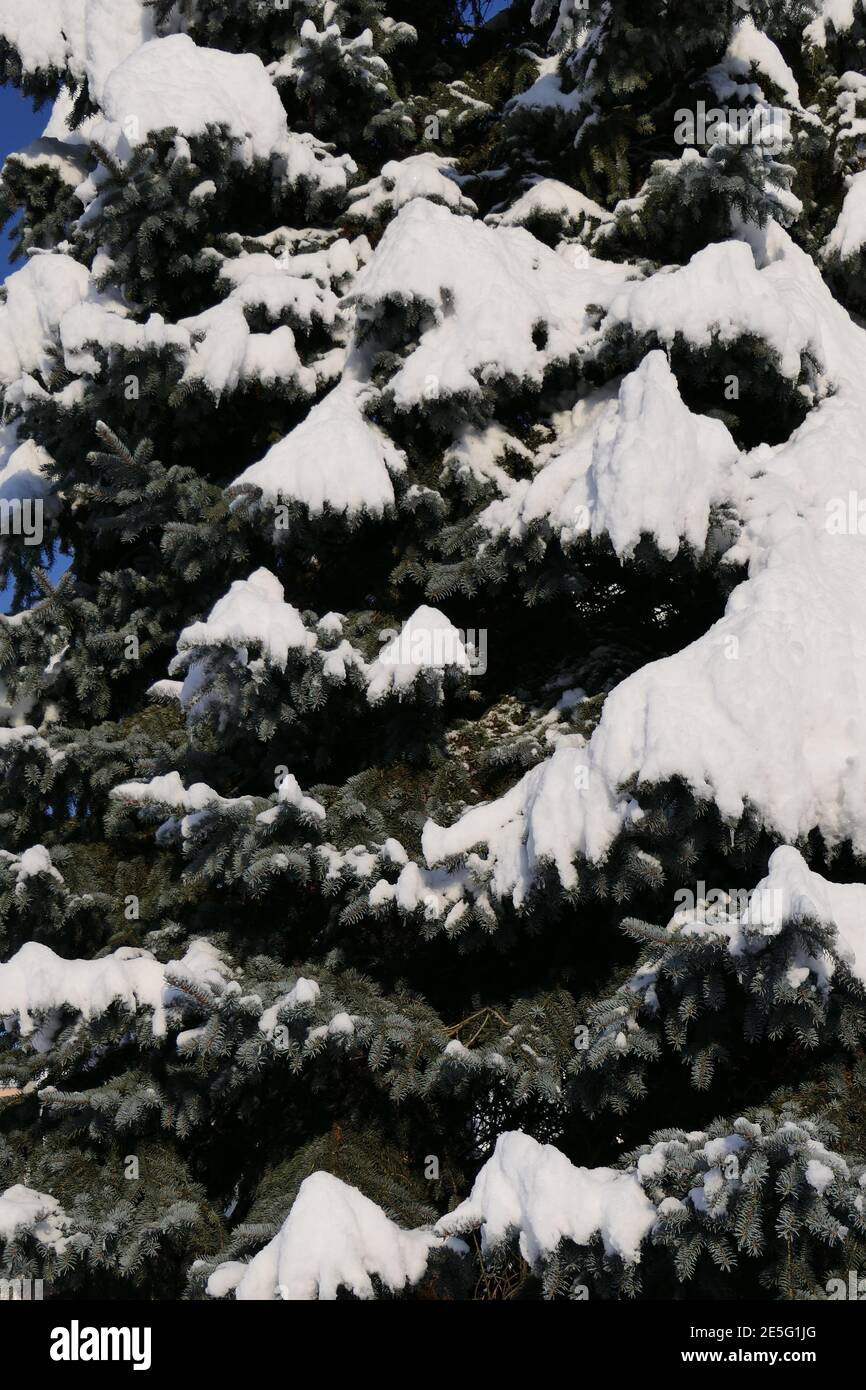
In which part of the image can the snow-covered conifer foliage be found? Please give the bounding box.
[2,0,866,1302]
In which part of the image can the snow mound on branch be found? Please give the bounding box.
[257,773,326,826]
[215,236,366,330]
[0,844,64,893]
[741,846,866,987]
[83,0,169,103]
[0,253,91,390]
[663,846,866,994]
[59,236,369,401]
[424,525,866,896]
[7,137,90,191]
[206,1172,439,1300]
[91,34,353,191]
[507,54,582,114]
[111,771,256,821]
[174,569,316,673]
[436,1131,656,1265]
[0,1185,69,1250]
[177,307,316,401]
[606,237,818,380]
[0,0,167,96]
[0,426,55,506]
[825,170,866,260]
[366,606,471,703]
[258,977,321,1038]
[0,0,86,79]
[423,745,633,904]
[346,154,476,227]
[805,1,858,48]
[709,17,801,108]
[233,380,406,518]
[6,86,95,188]
[0,938,229,1040]
[481,352,738,558]
[61,302,318,404]
[349,199,635,408]
[488,177,610,234]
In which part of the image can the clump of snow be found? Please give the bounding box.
[369,857,483,927]
[0,253,91,390]
[805,1159,836,1194]
[605,237,815,380]
[0,1184,69,1251]
[5,83,96,188]
[83,0,164,104]
[110,772,257,843]
[738,845,866,988]
[482,352,738,559]
[206,1172,439,1300]
[90,34,354,191]
[709,17,801,109]
[173,569,316,674]
[0,0,86,79]
[346,155,476,228]
[59,235,369,403]
[805,0,857,49]
[422,744,633,905]
[0,844,64,895]
[258,978,321,1039]
[0,0,170,98]
[834,71,866,150]
[825,170,866,261]
[256,773,325,826]
[436,1130,656,1265]
[366,606,471,703]
[0,427,55,508]
[0,938,229,1040]
[506,55,582,116]
[443,422,533,497]
[232,380,406,518]
[175,309,316,402]
[488,177,610,236]
[215,236,365,331]
[348,200,635,408]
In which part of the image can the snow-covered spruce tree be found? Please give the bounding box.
[2,0,866,1302]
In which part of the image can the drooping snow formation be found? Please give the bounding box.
[733,845,866,987]
[0,253,91,390]
[205,1172,439,1301]
[481,351,739,558]
[175,569,316,673]
[0,938,229,1040]
[347,198,634,407]
[232,380,406,517]
[366,605,472,703]
[436,1130,656,1265]
[0,0,171,93]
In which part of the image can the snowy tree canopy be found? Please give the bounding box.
[2,0,866,1311]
